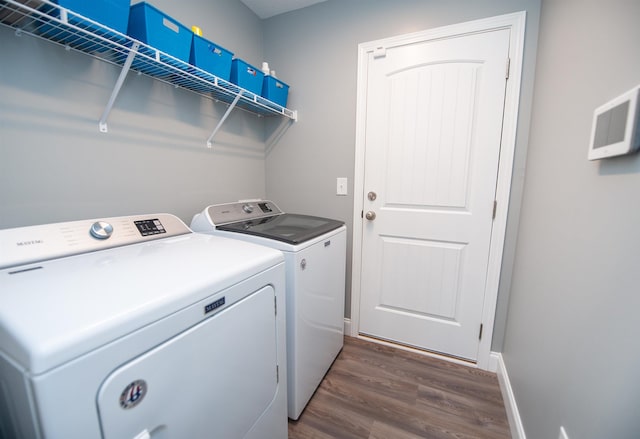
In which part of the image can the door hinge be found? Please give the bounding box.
[479,323,484,340]
[373,46,387,58]
[492,200,497,220]
[505,57,511,79]
[276,365,280,383]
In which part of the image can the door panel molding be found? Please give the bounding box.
[350,11,527,370]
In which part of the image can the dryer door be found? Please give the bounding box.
[96,285,279,439]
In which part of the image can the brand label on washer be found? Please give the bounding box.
[120,380,147,409]
[205,297,226,314]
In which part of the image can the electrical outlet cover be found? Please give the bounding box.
[336,178,348,196]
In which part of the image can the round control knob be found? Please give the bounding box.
[90,221,114,240]
[365,211,377,221]
[242,204,254,214]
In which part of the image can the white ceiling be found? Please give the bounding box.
[240,0,327,19]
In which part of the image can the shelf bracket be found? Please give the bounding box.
[99,42,139,133]
[265,116,296,155]
[207,93,242,148]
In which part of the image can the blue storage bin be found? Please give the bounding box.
[127,2,192,63]
[51,0,130,34]
[190,34,233,81]
[262,76,289,107]
[230,59,264,95]
[37,0,130,51]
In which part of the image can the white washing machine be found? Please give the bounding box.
[0,213,287,439]
[191,200,346,420]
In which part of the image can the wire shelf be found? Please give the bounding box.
[0,0,297,122]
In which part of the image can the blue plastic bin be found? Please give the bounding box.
[37,0,130,51]
[127,2,192,63]
[190,34,233,81]
[230,59,264,95]
[51,0,130,34]
[262,76,290,107]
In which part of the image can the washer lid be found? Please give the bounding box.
[217,213,344,245]
[0,233,283,374]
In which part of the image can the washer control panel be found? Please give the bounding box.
[0,214,189,270]
[204,200,283,226]
[134,219,166,237]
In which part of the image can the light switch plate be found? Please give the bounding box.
[336,178,348,196]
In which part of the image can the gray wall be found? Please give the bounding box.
[0,0,265,228]
[502,0,640,438]
[0,1,539,353]
[262,0,541,346]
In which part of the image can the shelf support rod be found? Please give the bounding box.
[99,42,139,133]
[207,93,242,148]
[265,117,295,155]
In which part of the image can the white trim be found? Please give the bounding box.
[349,31,368,337]
[496,353,526,439]
[349,11,527,369]
[488,351,500,373]
[343,318,351,336]
[477,10,527,370]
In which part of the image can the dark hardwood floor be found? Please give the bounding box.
[288,336,510,439]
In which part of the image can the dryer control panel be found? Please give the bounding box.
[0,214,191,269]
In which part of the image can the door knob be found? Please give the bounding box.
[367,191,377,201]
[365,211,376,221]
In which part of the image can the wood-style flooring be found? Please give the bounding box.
[288,336,510,439]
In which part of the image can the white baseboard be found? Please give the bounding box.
[495,353,526,439]
[344,318,351,336]
[488,351,500,373]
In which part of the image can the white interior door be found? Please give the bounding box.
[358,28,510,362]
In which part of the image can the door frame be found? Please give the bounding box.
[350,11,526,370]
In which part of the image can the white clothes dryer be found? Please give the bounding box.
[0,213,287,439]
[191,200,346,420]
